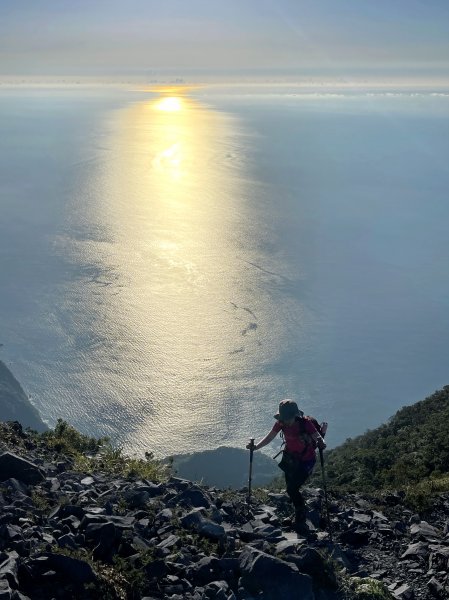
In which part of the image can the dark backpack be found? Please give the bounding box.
[298,415,327,448]
[275,416,327,459]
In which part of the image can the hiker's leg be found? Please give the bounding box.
[284,470,307,535]
[285,466,306,512]
[285,461,315,528]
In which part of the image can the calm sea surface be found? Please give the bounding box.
[1,86,448,456]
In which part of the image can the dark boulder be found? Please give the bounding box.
[287,547,337,588]
[0,454,44,485]
[188,556,223,585]
[40,553,96,584]
[239,546,314,600]
[339,527,370,546]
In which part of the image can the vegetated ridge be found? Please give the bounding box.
[320,386,449,497]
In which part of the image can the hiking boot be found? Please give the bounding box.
[294,507,308,535]
[281,516,293,528]
[294,520,310,537]
[294,519,318,540]
[294,507,306,524]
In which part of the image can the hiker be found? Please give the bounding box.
[247,399,326,534]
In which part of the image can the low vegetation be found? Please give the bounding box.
[318,386,449,496]
[40,418,169,481]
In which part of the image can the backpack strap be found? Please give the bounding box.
[273,429,285,460]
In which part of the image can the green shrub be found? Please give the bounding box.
[74,443,168,481]
[346,577,394,600]
[39,419,169,482]
[41,418,106,455]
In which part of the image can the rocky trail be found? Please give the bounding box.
[0,421,448,599]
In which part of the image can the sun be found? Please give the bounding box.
[155,97,182,112]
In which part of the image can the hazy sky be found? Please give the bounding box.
[1,0,448,78]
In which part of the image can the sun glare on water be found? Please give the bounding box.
[155,96,182,111]
[89,89,253,453]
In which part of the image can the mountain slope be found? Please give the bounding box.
[323,386,449,491]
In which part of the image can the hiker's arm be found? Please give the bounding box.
[247,429,278,451]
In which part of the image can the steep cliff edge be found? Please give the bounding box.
[0,359,47,431]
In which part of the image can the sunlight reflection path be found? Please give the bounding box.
[83,90,280,454]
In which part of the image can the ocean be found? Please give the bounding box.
[1,84,448,457]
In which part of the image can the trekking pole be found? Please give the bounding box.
[319,447,333,543]
[247,438,255,506]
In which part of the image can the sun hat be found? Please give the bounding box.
[274,399,304,421]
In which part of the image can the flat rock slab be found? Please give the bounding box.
[240,546,314,600]
[0,452,44,485]
[410,521,440,539]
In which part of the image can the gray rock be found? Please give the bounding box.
[180,487,211,509]
[252,524,283,541]
[0,526,22,543]
[145,559,168,579]
[141,482,165,497]
[0,453,44,485]
[202,580,230,600]
[429,545,449,572]
[157,508,173,522]
[41,552,97,583]
[275,539,306,555]
[85,521,116,547]
[104,515,135,530]
[351,512,372,525]
[198,520,226,541]
[181,508,207,530]
[56,534,78,550]
[287,547,337,588]
[188,556,222,585]
[54,504,85,520]
[400,542,429,559]
[372,510,389,523]
[339,527,370,546]
[1,480,28,496]
[60,515,81,531]
[123,489,150,508]
[0,579,12,600]
[80,476,95,486]
[83,506,105,516]
[329,546,357,572]
[157,534,180,550]
[79,513,106,530]
[410,521,440,539]
[427,577,444,597]
[377,527,395,538]
[0,551,19,588]
[393,583,414,599]
[239,546,314,600]
[11,592,31,600]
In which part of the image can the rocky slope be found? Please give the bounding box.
[0,421,448,600]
